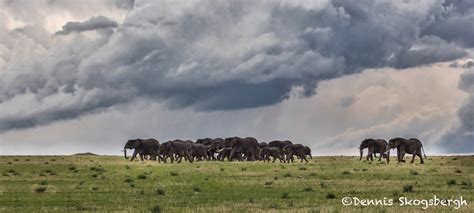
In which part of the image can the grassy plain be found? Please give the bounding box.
[0,155,472,212]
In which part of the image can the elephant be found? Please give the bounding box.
[190,143,208,161]
[388,137,426,164]
[123,139,160,161]
[300,146,312,160]
[258,142,268,148]
[204,138,224,160]
[226,137,259,161]
[282,144,310,163]
[260,147,285,163]
[359,138,390,163]
[268,140,293,151]
[210,138,227,155]
[217,147,243,161]
[159,140,193,163]
[196,138,213,146]
[158,141,171,162]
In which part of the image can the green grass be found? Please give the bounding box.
[0,156,472,212]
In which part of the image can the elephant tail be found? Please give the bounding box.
[421,146,427,159]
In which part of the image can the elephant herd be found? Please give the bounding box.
[123,137,312,163]
[359,137,427,164]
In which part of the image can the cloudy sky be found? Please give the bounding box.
[0,0,473,155]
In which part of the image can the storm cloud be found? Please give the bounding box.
[0,0,473,135]
[440,69,474,153]
[427,0,474,153]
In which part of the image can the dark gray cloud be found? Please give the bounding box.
[0,0,473,134]
[394,36,467,69]
[55,15,118,35]
[422,0,474,47]
[427,0,474,153]
[449,60,474,69]
[440,70,474,153]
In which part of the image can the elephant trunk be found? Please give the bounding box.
[359,148,363,161]
[124,149,129,159]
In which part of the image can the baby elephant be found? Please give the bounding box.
[282,144,312,163]
[260,147,285,163]
[190,143,208,161]
[217,147,243,161]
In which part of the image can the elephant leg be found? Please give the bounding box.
[366,148,371,161]
[229,149,236,162]
[131,150,139,161]
[398,151,403,163]
[183,153,189,162]
[410,153,416,163]
[212,152,217,160]
[187,151,193,163]
[396,149,400,163]
[387,152,390,164]
[397,150,405,163]
[170,153,174,163]
[418,150,424,164]
[139,153,144,161]
[378,153,382,161]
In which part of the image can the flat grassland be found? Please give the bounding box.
[0,155,472,212]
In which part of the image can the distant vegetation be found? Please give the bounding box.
[72,152,98,156]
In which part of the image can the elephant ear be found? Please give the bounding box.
[132,139,141,148]
[394,139,402,147]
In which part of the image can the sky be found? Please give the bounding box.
[0,0,473,155]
